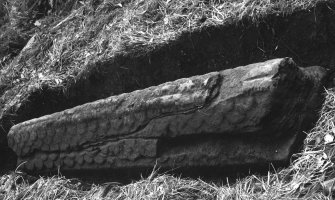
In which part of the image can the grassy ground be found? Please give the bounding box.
[0,88,334,199]
[1,0,335,199]
[0,0,331,120]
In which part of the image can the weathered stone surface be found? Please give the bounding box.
[7,58,327,172]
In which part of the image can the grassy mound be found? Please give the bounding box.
[0,0,331,120]
[1,88,334,199]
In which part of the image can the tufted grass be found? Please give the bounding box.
[0,0,332,120]
[0,0,8,27]
[0,88,335,199]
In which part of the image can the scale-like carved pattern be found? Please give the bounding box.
[18,139,157,171]
[8,58,327,171]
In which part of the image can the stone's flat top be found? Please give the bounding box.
[8,58,286,136]
[9,59,284,126]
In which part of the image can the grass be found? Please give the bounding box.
[0,0,8,27]
[0,0,332,120]
[0,88,334,199]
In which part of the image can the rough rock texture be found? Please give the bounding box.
[7,58,327,172]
